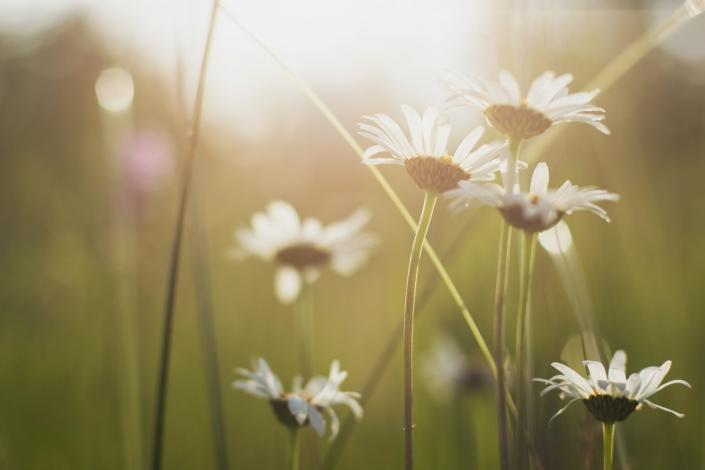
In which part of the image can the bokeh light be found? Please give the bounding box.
[95,66,134,113]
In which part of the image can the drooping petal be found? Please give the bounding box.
[308,405,327,436]
[287,395,310,425]
[643,399,685,418]
[274,266,302,304]
[530,162,550,196]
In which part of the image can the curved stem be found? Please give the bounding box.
[403,191,438,470]
[603,422,615,470]
[190,180,230,470]
[493,221,512,470]
[290,428,302,470]
[219,6,495,379]
[516,233,537,469]
[150,2,219,469]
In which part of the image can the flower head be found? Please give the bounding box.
[233,358,363,440]
[447,156,619,233]
[358,106,506,193]
[535,350,691,424]
[444,70,609,140]
[233,201,377,303]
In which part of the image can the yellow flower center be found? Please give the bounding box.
[403,156,471,193]
[484,104,552,140]
[275,243,331,270]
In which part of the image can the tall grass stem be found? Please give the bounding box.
[218,5,495,379]
[189,175,230,470]
[523,4,690,166]
[150,2,219,469]
[403,191,438,470]
[492,220,512,470]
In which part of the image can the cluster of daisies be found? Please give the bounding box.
[228,69,689,460]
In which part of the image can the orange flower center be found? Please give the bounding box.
[403,156,471,193]
[484,104,552,140]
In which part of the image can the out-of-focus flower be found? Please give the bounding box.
[684,0,705,17]
[233,358,363,440]
[444,70,608,140]
[421,335,493,402]
[447,156,618,233]
[358,106,506,193]
[119,129,174,194]
[534,350,690,424]
[233,201,376,304]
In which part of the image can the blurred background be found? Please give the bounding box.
[1,0,704,468]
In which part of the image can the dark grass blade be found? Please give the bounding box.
[150,2,220,469]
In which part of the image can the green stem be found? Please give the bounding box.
[403,191,438,470]
[603,422,615,470]
[150,2,219,469]
[219,6,495,381]
[290,428,302,470]
[296,283,315,379]
[493,221,512,470]
[516,232,537,469]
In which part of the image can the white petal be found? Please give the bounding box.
[608,350,627,384]
[287,395,309,425]
[499,70,521,106]
[550,362,593,397]
[274,267,302,304]
[308,406,327,436]
[643,399,685,418]
[548,397,582,426]
[530,162,550,195]
[452,126,484,164]
[583,360,607,384]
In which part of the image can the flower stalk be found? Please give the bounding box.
[296,284,315,378]
[602,422,615,470]
[220,6,496,382]
[492,220,512,470]
[516,231,537,469]
[290,428,302,470]
[403,191,438,470]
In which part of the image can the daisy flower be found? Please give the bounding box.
[358,105,507,193]
[447,156,619,233]
[233,357,363,440]
[444,70,609,140]
[535,350,691,424]
[233,201,377,304]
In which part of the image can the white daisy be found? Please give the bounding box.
[446,156,619,233]
[358,105,507,193]
[233,201,377,304]
[233,357,363,440]
[444,70,609,140]
[535,350,691,424]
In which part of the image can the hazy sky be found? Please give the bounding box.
[1,0,701,140]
